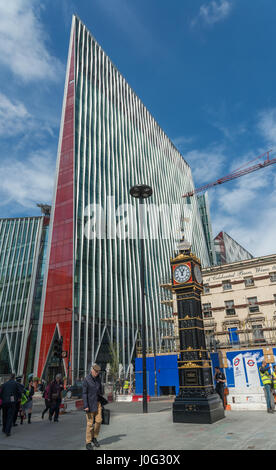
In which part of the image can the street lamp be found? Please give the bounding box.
[130,184,153,413]
[65,308,73,386]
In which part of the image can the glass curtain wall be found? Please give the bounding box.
[0,217,44,377]
[72,17,211,379]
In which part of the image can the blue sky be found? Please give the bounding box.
[0,0,276,257]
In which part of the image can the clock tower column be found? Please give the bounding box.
[171,240,225,424]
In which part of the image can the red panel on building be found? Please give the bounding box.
[37,33,75,379]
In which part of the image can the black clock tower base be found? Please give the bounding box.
[173,393,225,424]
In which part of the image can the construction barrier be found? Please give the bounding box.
[132,395,150,402]
[115,394,150,402]
[60,399,84,412]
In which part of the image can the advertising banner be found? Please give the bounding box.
[226,349,264,389]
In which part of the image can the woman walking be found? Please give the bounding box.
[41,383,51,419]
[49,374,64,423]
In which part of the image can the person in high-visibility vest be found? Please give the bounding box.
[272,365,276,408]
[20,388,30,424]
[259,361,274,413]
[123,380,129,395]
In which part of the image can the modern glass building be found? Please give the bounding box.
[214,231,253,265]
[197,193,216,267]
[34,16,212,382]
[0,212,49,380]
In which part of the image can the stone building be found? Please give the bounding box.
[202,254,276,352]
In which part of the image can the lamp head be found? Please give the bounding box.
[130,184,153,199]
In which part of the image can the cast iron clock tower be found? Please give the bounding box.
[171,240,225,424]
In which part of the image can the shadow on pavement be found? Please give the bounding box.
[100,434,127,445]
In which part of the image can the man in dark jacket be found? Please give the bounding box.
[214,366,226,409]
[48,374,64,422]
[0,373,23,436]
[83,363,103,450]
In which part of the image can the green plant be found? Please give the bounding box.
[108,343,120,382]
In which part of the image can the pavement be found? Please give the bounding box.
[1,396,276,450]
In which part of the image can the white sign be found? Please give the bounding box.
[244,355,261,389]
[233,353,247,389]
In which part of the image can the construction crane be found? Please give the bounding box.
[183,150,276,198]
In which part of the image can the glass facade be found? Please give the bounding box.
[35,16,211,381]
[214,231,253,265]
[0,216,48,378]
[197,193,216,266]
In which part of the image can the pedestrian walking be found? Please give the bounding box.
[13,377,25,427]
[48,374,64,422]
[259,361,274,413]
[41,383,51,419]
[21,380,35,424]
[0,373,23,436]
[38,380,46,393]
[214,366,226,408]
[83,363,103,450]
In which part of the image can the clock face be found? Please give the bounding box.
[174,264,191,284]
[194,264,202,284]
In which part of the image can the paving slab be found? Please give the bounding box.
[1,400,276,450]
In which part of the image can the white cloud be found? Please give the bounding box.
[0,0,63,82]
[0,150,56,209]
[226,206,276,257]
[173,135,194,152]
[183,145,227,185]
[257,108,276,147]
[0,92,32,136]
[217,170,269,214]
[191,0,233,28]
[211,168,276,257]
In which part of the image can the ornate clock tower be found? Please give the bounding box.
[171,240,225,424]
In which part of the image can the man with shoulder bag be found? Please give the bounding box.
[83,363,104,450]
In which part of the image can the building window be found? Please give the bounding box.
[270,272,276,282]
[222,280,232,291]
[205,331,217,350]
[202,303,212,318]
[225,300,236,316]
[244,277,254,287]
[274,294,276,306]
[252,324,265,343]
[203,284,210,294]
[228,327,239,345]
[248,297,259,313]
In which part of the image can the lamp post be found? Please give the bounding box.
[130,184,153,413]
[65,308,73,386]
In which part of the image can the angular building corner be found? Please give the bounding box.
[34,18,76,380]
